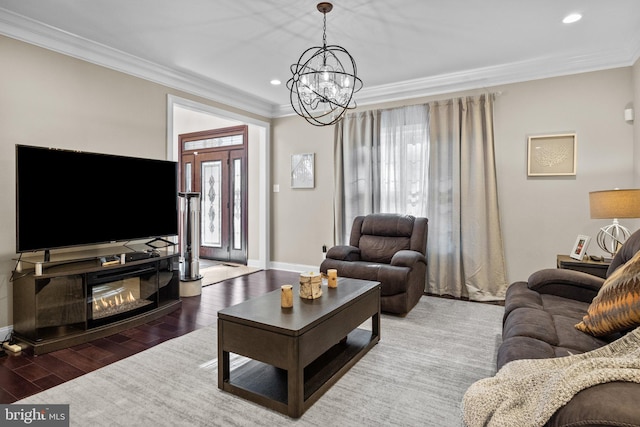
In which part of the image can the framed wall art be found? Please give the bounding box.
[291,153,315,189]
[527,133,577,176]
[570,234,591,260]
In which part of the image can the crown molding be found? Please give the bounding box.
[2,7,638,120]
[275,45,640,117]
[0,8,277,118]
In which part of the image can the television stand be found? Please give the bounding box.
[12,249,181,354]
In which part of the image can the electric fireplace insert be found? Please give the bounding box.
[87,264,158,328]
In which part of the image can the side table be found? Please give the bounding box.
[556,254,611,279]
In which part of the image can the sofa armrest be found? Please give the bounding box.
[527,268,605,303]
[326,245,361,262]
[390,250,426,268]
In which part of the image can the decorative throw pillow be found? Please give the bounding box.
[575,249,640,336]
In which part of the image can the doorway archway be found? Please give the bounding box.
[166,95,270,270]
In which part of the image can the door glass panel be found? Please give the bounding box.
[184,163,192,192]
[201,160,222,248]
[184,134,243,150]
[233,158,242,250]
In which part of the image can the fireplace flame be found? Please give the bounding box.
[93,291,138,313]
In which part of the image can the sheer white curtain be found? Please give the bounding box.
[379,105,429,216]
[334,95,508,300]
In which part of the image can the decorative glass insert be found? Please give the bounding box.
[184,163,192,192]
[201,160,222,248]
[233,158,242,250]
[184,134,243,151]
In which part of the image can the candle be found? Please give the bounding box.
[281,284,293,308]
[327,269,338,288]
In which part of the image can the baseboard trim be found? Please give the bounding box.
[268,261,319,273]
[247,259,262,269]
[247,259,319,273]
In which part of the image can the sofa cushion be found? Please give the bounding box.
[576,250,640,336]
[497,336,555,369]
[499,281,613,369]
[503,307,559,345]
[503,282,543,320]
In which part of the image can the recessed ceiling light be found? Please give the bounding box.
[563,13,582,24]
[270,79,281,86]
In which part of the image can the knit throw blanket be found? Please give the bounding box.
[462,327,640,427]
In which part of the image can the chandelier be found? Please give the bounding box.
[287,2,363,126]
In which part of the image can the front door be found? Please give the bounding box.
[179,126,248,264]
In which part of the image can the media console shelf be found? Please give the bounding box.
[12,249,181,355]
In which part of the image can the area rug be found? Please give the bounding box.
[17,297,503,426]
[200,263,260,287]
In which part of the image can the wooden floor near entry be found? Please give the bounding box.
[0,270,294,403]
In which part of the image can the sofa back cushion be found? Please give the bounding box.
[607,228,640,276]
[358,214,414,263]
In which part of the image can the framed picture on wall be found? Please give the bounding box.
[570,234,591,260]
[291,153,315,189]
[527,133,577,176]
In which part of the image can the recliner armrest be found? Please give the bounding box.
[527,268,605,303]
[326,245,361,262]
[390,250,426,268]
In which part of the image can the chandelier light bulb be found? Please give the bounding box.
[322,68,330,82]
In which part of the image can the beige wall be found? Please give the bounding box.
[493,69,636,281]
[272,68,637,283]
[270,116,334,269]
[0,36,267,329]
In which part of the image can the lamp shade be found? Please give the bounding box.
[589,189,640,219]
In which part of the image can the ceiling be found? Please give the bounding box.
[1,0,640,118]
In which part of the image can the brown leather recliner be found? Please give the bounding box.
[320,213,428,315]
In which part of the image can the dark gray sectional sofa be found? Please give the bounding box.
[498,229,640,426]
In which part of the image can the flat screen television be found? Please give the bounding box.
[16,145,179,254]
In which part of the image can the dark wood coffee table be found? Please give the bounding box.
[217,278,380,418]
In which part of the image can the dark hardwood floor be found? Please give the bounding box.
[0,269,298,404]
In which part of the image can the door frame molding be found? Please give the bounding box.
[167,94,270,270]
[179,126,248,263]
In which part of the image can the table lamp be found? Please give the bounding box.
[589,189,640,255]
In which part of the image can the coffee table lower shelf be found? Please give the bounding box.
[221,328,376,416]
